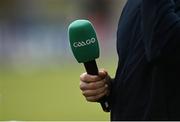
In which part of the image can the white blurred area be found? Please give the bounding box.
[0,0,126,68]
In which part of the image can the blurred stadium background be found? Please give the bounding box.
[0,0,126,121]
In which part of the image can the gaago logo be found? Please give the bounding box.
[73,38,96,48]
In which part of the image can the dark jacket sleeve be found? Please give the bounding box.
[142,0,180,62]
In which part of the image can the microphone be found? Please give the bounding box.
[68,19,110,112]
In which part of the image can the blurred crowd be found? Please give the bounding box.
[0,0,125,66]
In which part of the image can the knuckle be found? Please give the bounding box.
[80,73,87,81]
[79,82,85,90]
[86,97,95,102]
[86,95,99,102]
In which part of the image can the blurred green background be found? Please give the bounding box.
[0,0,126,121]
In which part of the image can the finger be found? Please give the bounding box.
[80,79,107,90]
[86,89,108,102]
[98,70,108,79]
[82,84,108,97]
[80,73,103,83]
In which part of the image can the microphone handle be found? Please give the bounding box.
[84,60,110,112]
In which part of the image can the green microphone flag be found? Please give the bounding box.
[68,20,100,63]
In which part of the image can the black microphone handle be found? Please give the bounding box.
[84,60,110,112]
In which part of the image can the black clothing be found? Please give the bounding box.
[110,0,180,120]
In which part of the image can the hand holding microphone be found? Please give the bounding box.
[68,20,110,112]
[80,69,111,102]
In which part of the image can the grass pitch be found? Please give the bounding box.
[0,57,117,121]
